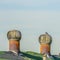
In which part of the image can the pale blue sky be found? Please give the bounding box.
[0,0,60,55]
[0,0,60,10]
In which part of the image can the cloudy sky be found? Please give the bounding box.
[0,0,60,55]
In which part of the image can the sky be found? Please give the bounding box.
[0,0,60,55]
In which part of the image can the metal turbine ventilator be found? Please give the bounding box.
[7,30,21,55]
